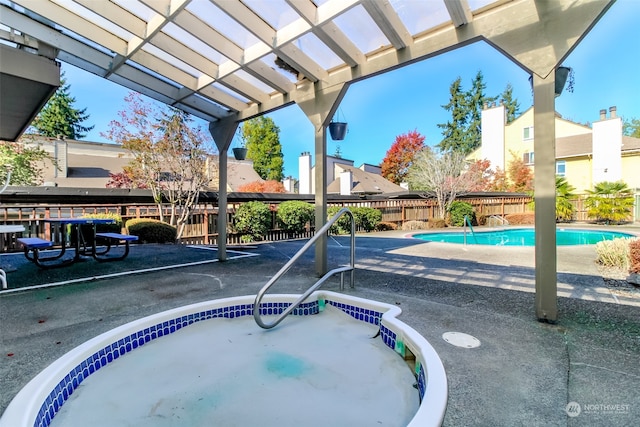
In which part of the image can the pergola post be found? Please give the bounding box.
[209,117,239,262]
[297,83,349,276]
[532,72,558,322]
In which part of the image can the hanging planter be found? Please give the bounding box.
[528,66,575,97]
[328,121,348,141]
[554,66,574,97]
[232,147,247,160]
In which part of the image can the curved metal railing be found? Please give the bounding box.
[253,208,355,329]
[463,214,478,245]
[488,215,509,226]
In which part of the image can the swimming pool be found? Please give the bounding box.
[0,292,447,427]
[412,228,636,246]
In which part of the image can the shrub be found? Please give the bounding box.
[585,181,634,224]
[81,212,123,233]
[326,206,382,234]
[125,218,177,243]
[327,206,353,234]
[505,212,535,225]
[402,220,429,231]
[276,201,314,234]
[352,207,382,232]
[375,222,398,231]
[630,239,640,274]
[448,201,475,226]
[555,176,576,222]
[232,201,272,242]
[428,218,446,229]
[595,238,637,270]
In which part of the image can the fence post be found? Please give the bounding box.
[203,209,209,245]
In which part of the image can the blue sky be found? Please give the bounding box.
[63,1,640,179]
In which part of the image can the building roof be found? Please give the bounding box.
[224,159,264,191]
[556,134,640,159]
[327,164,404,195]
[32,138,262,191]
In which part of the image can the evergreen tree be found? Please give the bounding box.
[437,72,496,155]
[30,72,94,139]
[623,117,640,138]
[500,83,520,124]
[466,71,496,153]
[241,116,284,182]
[437,77,468,153]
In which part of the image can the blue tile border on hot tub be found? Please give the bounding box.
[32,298,405,427]
[324,299,384,326]
[417,364,427,401]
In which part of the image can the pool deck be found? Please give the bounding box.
[1,225,640,426]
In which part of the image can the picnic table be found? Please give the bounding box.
[17,218,137,269]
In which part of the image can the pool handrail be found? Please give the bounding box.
[463,215,478,245]
[253,208,355,329]
[488,214,509,226]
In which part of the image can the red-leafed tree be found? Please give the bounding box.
[105,172,134,189]
[105,168,149,189]
[507,155,534,192]
[381,129,425,184]
[488,167,509,191]
[465,159,494,191]
[237,180,286,193]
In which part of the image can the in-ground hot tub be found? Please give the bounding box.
[0,291,447,427]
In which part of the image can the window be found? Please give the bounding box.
[523,152,534,165]
[556,160,566,177]
[523,126,534,140]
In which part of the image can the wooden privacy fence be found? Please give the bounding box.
[350,197,532,224]
[0,194,537,252]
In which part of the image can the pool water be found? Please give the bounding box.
[413,228,636,246]
[51,306,418,427]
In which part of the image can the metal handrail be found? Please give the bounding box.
[488,215,509,226]
[253,208,355,329]
[463,215,478,245]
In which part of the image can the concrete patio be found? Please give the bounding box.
[1,230,639,426]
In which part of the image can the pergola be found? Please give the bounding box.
[0,0,615,321]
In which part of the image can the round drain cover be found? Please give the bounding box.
[442,332,481,348]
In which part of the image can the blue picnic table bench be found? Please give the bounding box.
[17,219,138,269]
